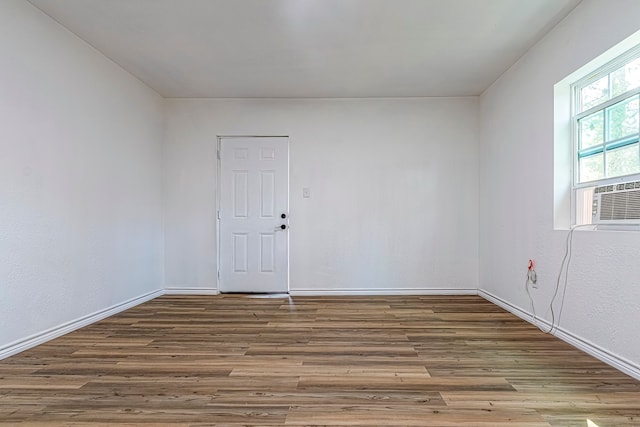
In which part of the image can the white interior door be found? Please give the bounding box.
[219,137,289,293]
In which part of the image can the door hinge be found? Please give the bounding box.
[217,210,221,220]
[217,149,220,160]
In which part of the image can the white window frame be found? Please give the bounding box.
[570,46,640,226]
[554,29,640,230]
[571,46,640,191]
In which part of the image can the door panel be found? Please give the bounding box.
[219,137,289,293]
[260,171,275,218]
[233,171,248,218]
[260,233,275,272]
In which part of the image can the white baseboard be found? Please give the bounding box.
[0,289,163,361]
[478,289,640,381]
[478,289,538,323]
[290,288,478,296]
[164,287,218,295]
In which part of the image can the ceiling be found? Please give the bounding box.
[27,0,582,98]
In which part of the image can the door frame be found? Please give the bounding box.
[216,135,291,293]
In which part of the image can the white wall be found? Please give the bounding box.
[0,0,164,352]
[479,0,640,372]
[164,98,479,294]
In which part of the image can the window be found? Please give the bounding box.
[554,30,640,229]
[573,52,640,185]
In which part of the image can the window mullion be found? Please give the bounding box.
[604,135,640,151]
[578,145,604,158]
[603,111,608,177]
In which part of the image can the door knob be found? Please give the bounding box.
[280,224,287,230]
[281,213,287,219]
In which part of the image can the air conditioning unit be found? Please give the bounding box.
[592,180,640,224]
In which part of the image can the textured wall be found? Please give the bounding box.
[164,98,479,293]
[479,0,640,368]
[0,0,164,349]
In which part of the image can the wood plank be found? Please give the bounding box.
[0,294,638,425]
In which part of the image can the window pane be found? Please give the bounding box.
[579,154,604,182]
[606,143,640,178]
[606,96,639,141]
[581,75,609,111]
[579,112,604,149]
[611,57,640,98]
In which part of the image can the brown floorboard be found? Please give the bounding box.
[0,295,638,426]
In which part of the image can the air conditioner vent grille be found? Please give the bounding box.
[599,189,640,221]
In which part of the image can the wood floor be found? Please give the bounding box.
[0,295,639,426]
